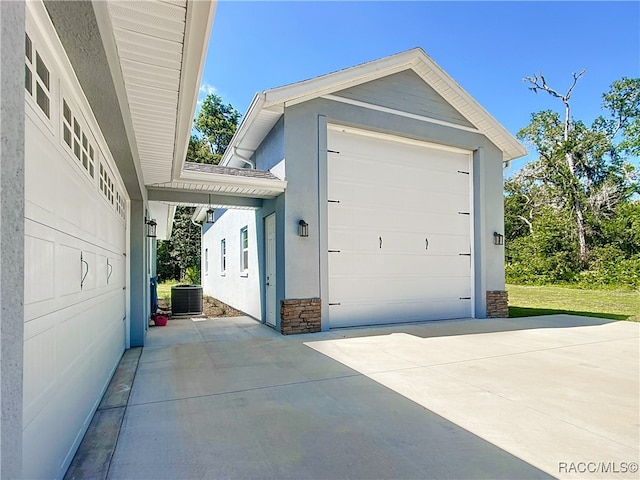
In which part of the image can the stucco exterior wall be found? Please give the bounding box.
[333,69,474,128]
[202,210,262,319]
[1,2,26,478]
[254,116,285,172]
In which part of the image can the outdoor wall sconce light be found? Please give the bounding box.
[206,193,215,224]
[298,219,309,237]
[493,232,504,245]
[145,218,157,238]
[206,208,215,224]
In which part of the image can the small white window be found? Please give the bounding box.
[204,248,209,275]
[35,52,50,117]
[221,239,226,274]
[100,163,115,204]
[25,33,33,96]
[25,34,50,118]
[240,228,248,273]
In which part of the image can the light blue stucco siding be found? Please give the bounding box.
[254,116,285,172]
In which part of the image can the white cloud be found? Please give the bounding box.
[199,83,217,97]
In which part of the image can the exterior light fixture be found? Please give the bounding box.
[206,193,215,224]
[145,218,157,238]
[298,219,309,237]
[493,232,504,245]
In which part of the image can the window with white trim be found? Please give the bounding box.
[204,248,209,275]
[240,228,248,273]
[220,239,226,274]
[25,32,51,119]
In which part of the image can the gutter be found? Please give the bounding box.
[233,147,255,169]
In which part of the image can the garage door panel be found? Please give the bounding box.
[332,134,470,174]
[328,126,472,327]
[329,275,471,303]
[329,254,470,281]
[372,211,470,236]
[330,207,470,238]
[330,298,472,328]
[331,166,469,201]
[335,183,469,213]
[378,187,469,212]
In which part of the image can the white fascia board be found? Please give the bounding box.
[172,0,217,181]
[178,171,287,193]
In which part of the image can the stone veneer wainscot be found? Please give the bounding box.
[280,298,321,334]
[486,290,509,318]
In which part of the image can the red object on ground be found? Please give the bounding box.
[154,315,168,327]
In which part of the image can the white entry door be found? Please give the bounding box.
[327,125,473,328]
[265,214,277,326]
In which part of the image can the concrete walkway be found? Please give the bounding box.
[104,315,638,480]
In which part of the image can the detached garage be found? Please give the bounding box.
[199,48,526,333]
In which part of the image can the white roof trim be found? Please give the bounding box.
[222,47,526,166]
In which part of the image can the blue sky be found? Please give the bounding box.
[199,1,640,175]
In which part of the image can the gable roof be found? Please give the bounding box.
[221,47,526,167]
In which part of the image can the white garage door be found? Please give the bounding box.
[327,125,473,328]
[22,20,128,476]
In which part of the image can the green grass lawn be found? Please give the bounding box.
[507,284,640,322]
[156,280,180,308]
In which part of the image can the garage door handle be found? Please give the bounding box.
[107,259,113,284]
[80,253,89,290]
[425,237,429,250]
[379,236,383,249]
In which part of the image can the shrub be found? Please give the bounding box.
[184,266,201,285]
[578,247,640,289]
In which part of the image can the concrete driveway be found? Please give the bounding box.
[107,315,639,480]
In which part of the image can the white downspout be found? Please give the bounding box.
[233,146,255,169]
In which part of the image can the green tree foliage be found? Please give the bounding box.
[188,94,241,165]
[157,207,201,282]
[506,75,640,288]
[156,239,179,282]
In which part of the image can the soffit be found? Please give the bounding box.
[106,1,186,186]
[149,180,285,200]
